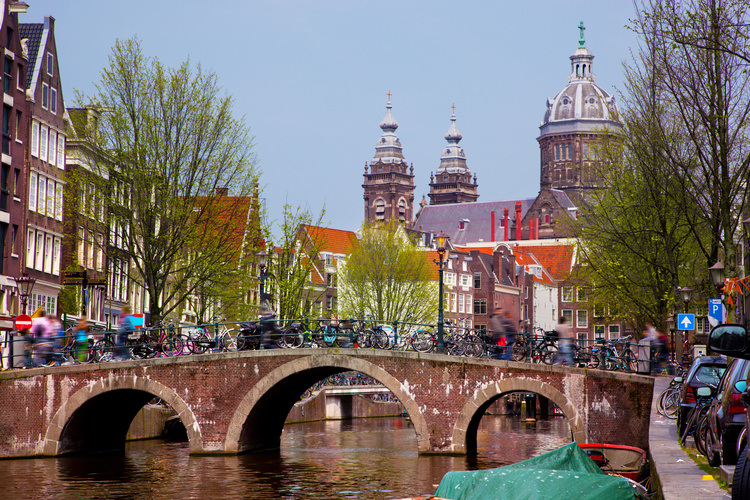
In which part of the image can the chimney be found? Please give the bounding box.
[529,218,535,240]
[491,211,496,242]
[504,208,509,241]
[515,202,522,241]
[216,187,229,196]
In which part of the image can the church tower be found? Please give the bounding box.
[537,22,622,204]
[428,106,478,205]
[363,93,415,223]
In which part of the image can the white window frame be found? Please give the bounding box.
[26,229,35,268]
[52,237,61,276]
[451,292,457,313]
[458,293,465,313]
[57,135,65,169]
[466,294,472,313]
[577,310,588,328]
[46,181,54,217]
[608,324,620,340]
[35,232,44,271]
[38,177,46,215]
[40,125,48,162]
[47,52,54,76]
[44,235,52,274]
[87,231,94,269]
[445,272,457,286]
[459,274,471,288]
[561,286,574,302]
[29,172,37,212]
[55,183,62,221]
[77,226,84,265]
[31,121,39,157]
[96,233,104,272]
[49,130,57,166]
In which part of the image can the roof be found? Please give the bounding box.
[19,23,44,87]
[300,225,358,255]
[413,198,537,246]
[192,195,256,257]
[513,244,575,282]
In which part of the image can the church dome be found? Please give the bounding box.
[372,93,406,164]
[540,36,621,136]
[437,106,469,174]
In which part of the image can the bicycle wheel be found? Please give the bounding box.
[371,329,389,349]
[577,347,599,369]
[663,390,680,419]
[221,329,239,351]
[355,329,372,348]
[189,331,211,354]
[695,407,712,456]
[162,334,188,356]
[446,338,464,356]
[622,349,638,372]
[410,330,435,353]
[283,328,304,348]
[542,350,557,365]
[93,339,115,362]
[464,335,484,358]
[512,339,527,361]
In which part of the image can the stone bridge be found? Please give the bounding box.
[0,349,653,458]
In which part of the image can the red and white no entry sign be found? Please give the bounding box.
[14,314,32,330]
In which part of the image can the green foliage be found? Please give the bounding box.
[81,37,258,323]
[337,221,437,325]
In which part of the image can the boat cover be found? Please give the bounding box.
[433,442,640,500]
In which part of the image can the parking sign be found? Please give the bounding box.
[708,299,723,327]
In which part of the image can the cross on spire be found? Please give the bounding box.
[451,103,456,115]
[578,21,586,47]
[386,90,392,102]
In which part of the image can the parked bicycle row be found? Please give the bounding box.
[10,313,667,374]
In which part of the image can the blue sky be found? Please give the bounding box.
[26,1,640,233]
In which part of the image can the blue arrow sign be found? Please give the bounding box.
[677,313,695,331]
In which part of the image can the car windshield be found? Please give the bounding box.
[692,365,726,386]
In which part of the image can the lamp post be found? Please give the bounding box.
[666,316,675,363]
[679,286,692,365]
[742,216,750,330]
[257,250,268,308]
[435,232,448,353]
[12,272,36,369]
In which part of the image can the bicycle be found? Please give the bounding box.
[189,317,239,353]
[59,327,96,364]
[657,375,683,419]
[679,384,715,455]
[512,328,558,363]
[602,336,638,372]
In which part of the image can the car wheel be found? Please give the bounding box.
[733,446,750,499]
[707,426,721,467]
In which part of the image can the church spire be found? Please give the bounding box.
[437,104,468,174]
[372,91,405,162]
[428,104,478,205]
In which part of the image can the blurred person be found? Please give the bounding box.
[554,316,574,366]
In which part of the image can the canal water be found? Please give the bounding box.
[0,415,571,499]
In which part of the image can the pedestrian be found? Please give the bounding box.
[116,306,135,360]
[554,316,574,366]
[489,308,505,360]
[74,316,91,363]
[48,314,66,365]
[643,321,666,374]
[30,310,53,366]
[501,311,516,361]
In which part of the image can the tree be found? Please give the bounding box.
[337,221,437,326]
[82,38,258,323]
[267,203,328,321]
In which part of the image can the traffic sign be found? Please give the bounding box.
[63,278,85,286]
[64,271,87,279]
[677,313,695,331]
[88,279,107,286]
[14,314,32,330]
[708,299,723,327]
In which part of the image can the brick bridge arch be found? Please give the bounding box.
[451,377,585,454]
[42,375,202,455]
[224,354,431,453]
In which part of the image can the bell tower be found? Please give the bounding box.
[428,105,478,205]
[362,92,415,224]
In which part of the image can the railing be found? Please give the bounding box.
[0,318,674,375]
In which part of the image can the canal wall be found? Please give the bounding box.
[286,390,403,423]
[126,404,177,440]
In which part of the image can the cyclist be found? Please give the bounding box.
[74,316,91,363]
[30,311,54,366]
[554,316,574,366]
[488,307,505,360]
[115,306,136,360]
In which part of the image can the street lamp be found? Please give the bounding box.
[435,232,448,353]
[666,317,675,363]
[709,261,725,295]
[257,250,268,308]
[15,272,36,315]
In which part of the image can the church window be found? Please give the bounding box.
[555,144,560,161]
[567,144,572,160]
[375,199,385,220]
[563,97,569,105]
[544,214,550,224]
[398,199,407,221]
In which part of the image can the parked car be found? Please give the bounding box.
[704,357,750,465]
[706,324,750,497]
[676,355,727,436]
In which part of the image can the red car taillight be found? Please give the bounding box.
[728,392,745,414]
[685,386,696,403]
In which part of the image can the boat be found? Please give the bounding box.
[577,443,648,482]
[429,442,646,500]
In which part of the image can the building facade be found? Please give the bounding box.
[427,108,478,206]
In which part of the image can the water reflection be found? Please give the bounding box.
[0,415,571,500]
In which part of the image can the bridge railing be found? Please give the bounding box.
[0,317,672,375]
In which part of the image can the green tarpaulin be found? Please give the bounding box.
[433,443,640,500]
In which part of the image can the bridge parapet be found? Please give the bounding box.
[0,349,653,458]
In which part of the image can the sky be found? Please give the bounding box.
[25,1,641,234]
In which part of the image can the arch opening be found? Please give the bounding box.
[227,356,429,455]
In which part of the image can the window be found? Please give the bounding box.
[474,299,487,315]
[577,332,588,342]
[608,324,620,339]
[555,144,560,161]
[44,235,52,273]
[42,83,49,109]
[52,237,61,275]
[49,130,57,166]
[326,295,332,310]
[577,310,588,328]
[458,294,465,313]
[459,274,471,288]
[576,287,588,302]
[40,125,48,162]
[96,233,104,271]
[445,272,456,286]
[474,273,481,289]
[57,135,65,169]
[323,252,333,266]
[46,181,54,217]
[47,52,54,76]
[31,121,39,157]
[50,88,57,114]
[593,304,606,317]
[561,286,573,302]
[451,293,457,313]
[10,224,17,256]
[594,325,605,339]
[3,58,11,94]
[26,229,35,267]
[77,226,84,264]
[29,172,37,211]
[375,199,385,220]
[55,183,62,220]
[87,231,94,269]
[562,309,573,324]
[466,294,472,313]
[38,177,46,214]
[35,232,44,271]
